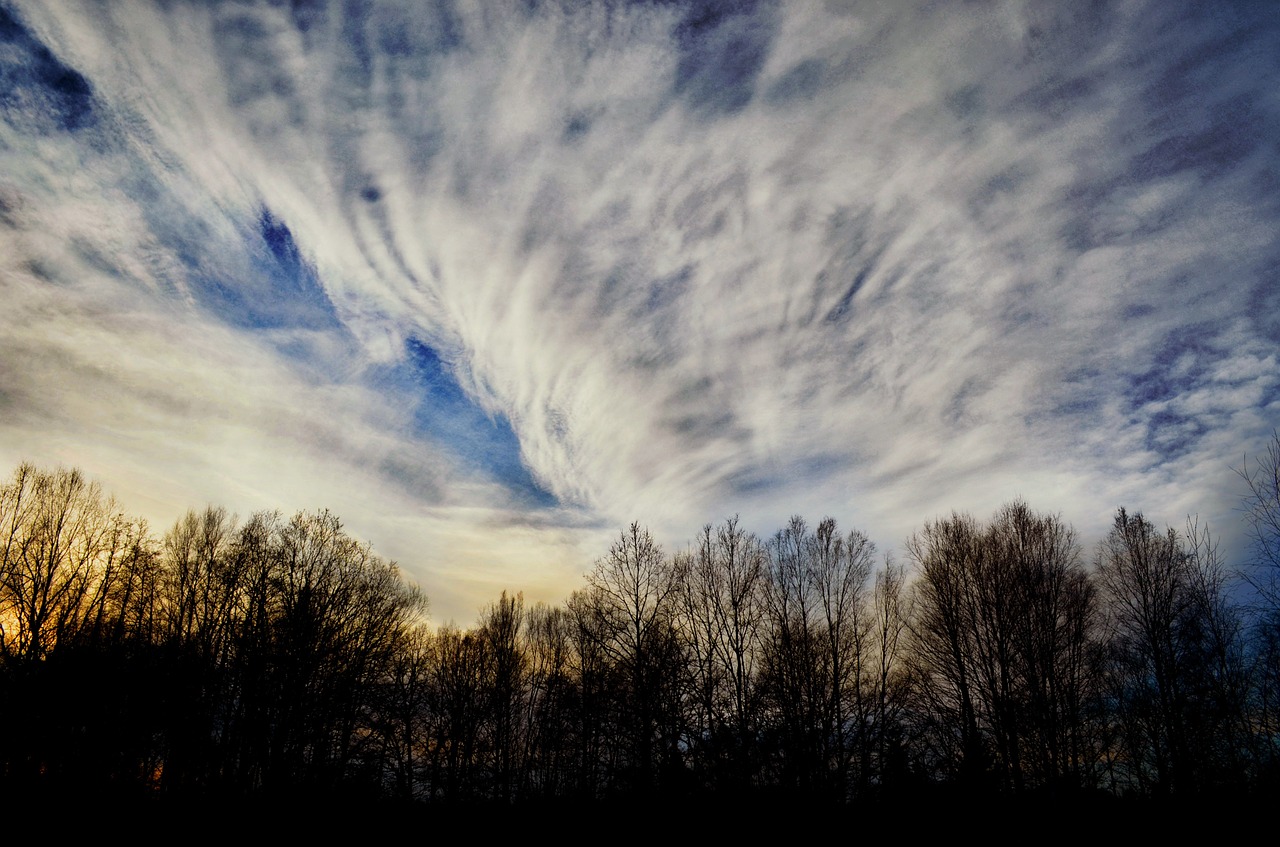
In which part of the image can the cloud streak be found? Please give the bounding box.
[3,1,1277,622]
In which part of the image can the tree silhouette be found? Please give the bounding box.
[1098,509,1249,795]
[577,523,685,795]
[4,458,1279,810]
[906,502,1102,794]
[677,517,767,791]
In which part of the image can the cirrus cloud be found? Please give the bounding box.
[2,0,1277,622]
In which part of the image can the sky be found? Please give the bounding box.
[2,0,1278,625]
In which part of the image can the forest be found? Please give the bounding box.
[2,439,1279,819]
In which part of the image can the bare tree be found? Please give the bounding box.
[366,622,433,801]
[518,601,575,798]
[905,511,988,785]
[478,590,527,802]
[677,517,768,789]
[811,518,876,798]
[565,586,618,796]
[990,500,1101,791]
[907,501,1101,793]
[0,464,129,661]
[191,509,426,795]
[578,523,685,794]
[1236,430,1280,590]
[1236,431,1280,781]
[423,623,491,801]
[1181,517,1252,785]
[760,516,876,799]
[161,506,238,657]
[1097,508,1250,795]
[866,555,911,794]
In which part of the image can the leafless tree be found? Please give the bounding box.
[478,590,527,802]
[518,601,576,798]
[1236,430,1280,591]
[0,464,136,661]
[990,500,1101,791]
[905,511,988,784]
[577,523,686,794]
[677,517,768,788]
[565,586,617,796]
[761,516,876,798]
[907,501,1102,793]
[366,622,433,801]
[423,622,491,800]
[866,554,911,793]
[1097,508,1251,795]
[1234,433,1280,782]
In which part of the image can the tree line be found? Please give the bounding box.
[2,446,1279,810]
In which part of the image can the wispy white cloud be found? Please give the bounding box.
[3,1,1277,621]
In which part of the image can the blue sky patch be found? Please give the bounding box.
[673,0,774,118]
[0,6,97,134]
[186,209,346,336]
[399,338,557,509]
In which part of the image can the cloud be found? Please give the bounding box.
[3,1,1278,621]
